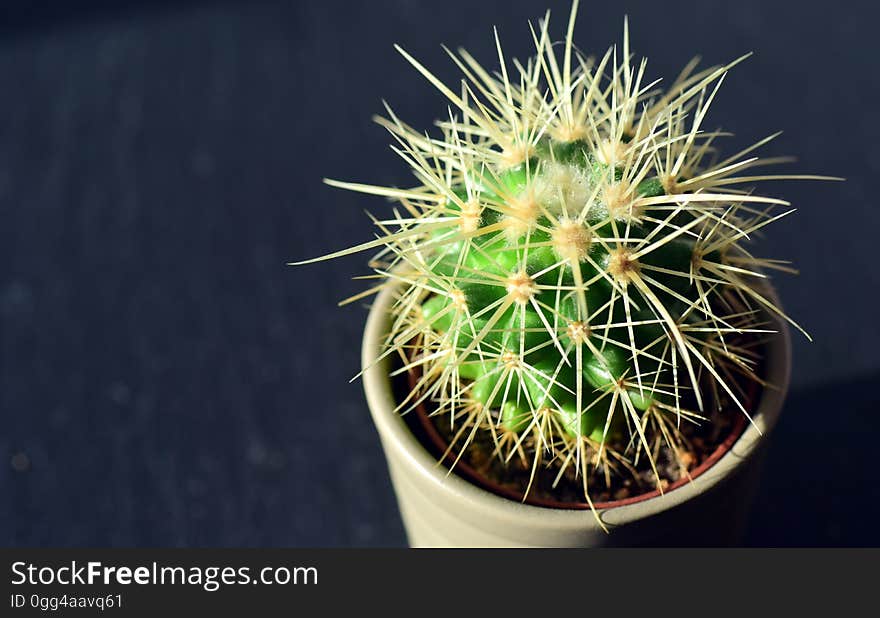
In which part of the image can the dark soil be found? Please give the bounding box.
[396,368,754,507]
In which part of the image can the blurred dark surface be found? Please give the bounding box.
[745,373,880,546]
[0,0,876,546]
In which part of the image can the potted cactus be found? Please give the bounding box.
[297,2,832,546]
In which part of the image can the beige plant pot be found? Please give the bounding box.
[362,281,791,547]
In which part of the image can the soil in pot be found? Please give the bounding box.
[397,362,758,509]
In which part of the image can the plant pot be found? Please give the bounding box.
[361,281,791,547]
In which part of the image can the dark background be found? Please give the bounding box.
[0,0,876,546]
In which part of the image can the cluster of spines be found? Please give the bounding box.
[300,1,831,506]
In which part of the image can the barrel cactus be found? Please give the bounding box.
[298,1,830,513]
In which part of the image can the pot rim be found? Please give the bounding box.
[362,279,791,529]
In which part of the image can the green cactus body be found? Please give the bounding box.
[419,137,690,438]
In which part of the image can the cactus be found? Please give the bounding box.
[297,1,833,513]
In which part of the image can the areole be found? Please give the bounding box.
[362,279,791,547]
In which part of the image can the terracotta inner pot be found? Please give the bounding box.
[407,367,754,510]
